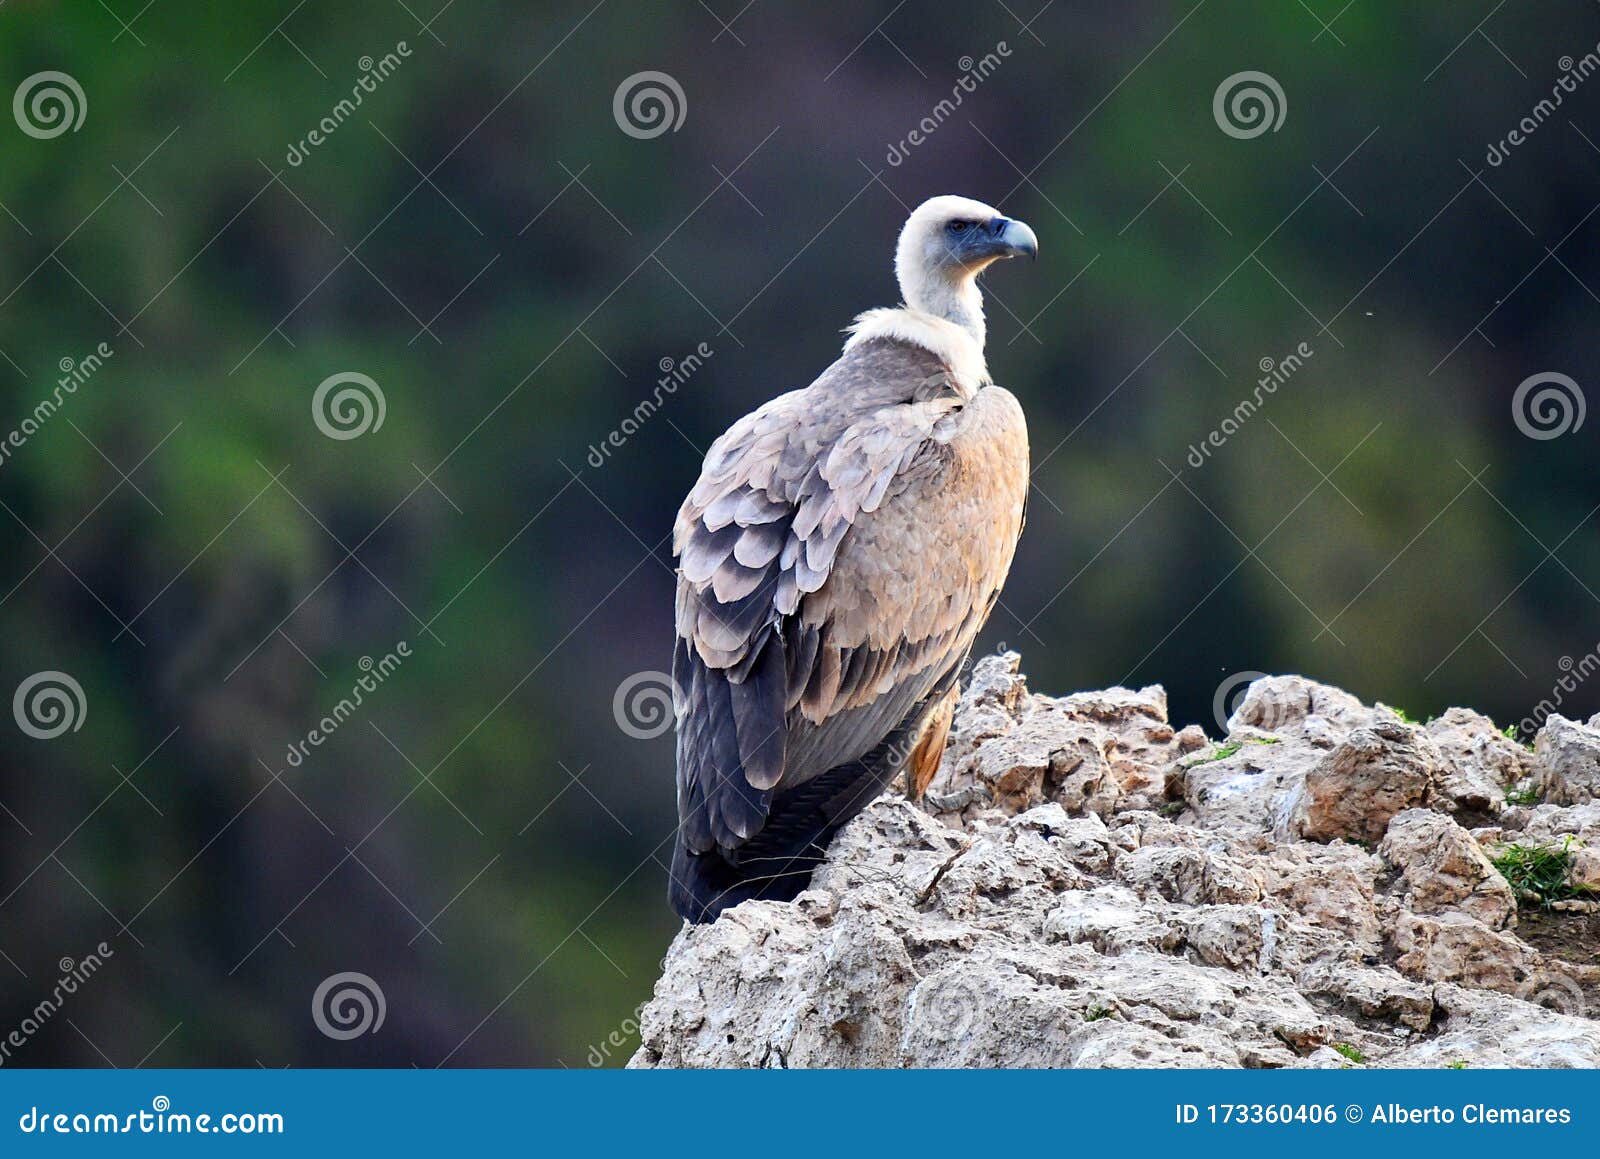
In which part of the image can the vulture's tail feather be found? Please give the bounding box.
[669,715,921,924]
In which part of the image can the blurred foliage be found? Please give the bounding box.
[0,0,1597,1065]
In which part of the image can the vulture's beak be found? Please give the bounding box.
[986,216,1038,261]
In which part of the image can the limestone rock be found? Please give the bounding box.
[1228,674,1372,738]
[1389,911,1540,992]
[1288,722,1443,844]
[632,660,1599,1070]
[1534,715,1600,805]
[1379,808,1516,929]
[1402,982,1600,1068]
[1427,707,1529,817]
[1509,803,1600,891]
[923,653,1198,822]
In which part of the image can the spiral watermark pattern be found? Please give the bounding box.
[312,371,386,440]
[1511,371,1584,440]
[311,971,386,1039]
[613,670,676,739]
[1212,671,1267,734]
[1212,71,1286,139]
[13,671,87,739]
[910,970,982,1043]
[13,71,87,139]
[1517,971,1587,1017]
[1212,670,1299,735]
[612,71,686,139]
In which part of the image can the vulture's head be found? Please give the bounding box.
[894,195,1037,344]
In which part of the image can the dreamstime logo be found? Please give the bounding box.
[1511,372,1584,440]
[585,1000,647,1066]
[311,971,386,1040]
[586,341,713,467]
[1517,645,1600,739]
[1186,340,1313,467]
[0,942,114,1067]
[884,41,1011,166]
[1487,45,1600,167]
[283,643,411,767]
[612,71,686,139]
[285,41,411,166]
[613,670,676,739]
[312,371,386,440]
[0,342,113,472]
[1212,71,1286,139]
[1517,971,1587,1017]
[13,671,86,739]
[13,71,86,139]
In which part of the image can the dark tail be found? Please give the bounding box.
[668,725,915,924]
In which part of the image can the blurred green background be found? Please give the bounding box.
[1,0,1597,1065]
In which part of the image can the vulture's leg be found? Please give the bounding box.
[906,684,958,801]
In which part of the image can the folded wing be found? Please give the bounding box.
[673,340,1027,859]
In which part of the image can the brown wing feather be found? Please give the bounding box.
[674,338,1027,857]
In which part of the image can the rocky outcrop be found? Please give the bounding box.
[1534,715,1600,805]
[1379,809,1516,929]
[632,658,1600,1069]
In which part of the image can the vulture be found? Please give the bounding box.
[669,195,1038,923]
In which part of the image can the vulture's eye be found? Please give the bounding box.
[946,220,971,234]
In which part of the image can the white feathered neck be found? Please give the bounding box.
[843,308,989,396]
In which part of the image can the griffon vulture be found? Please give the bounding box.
[669,195,1038,923]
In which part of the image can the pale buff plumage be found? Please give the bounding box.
[669,195,1038,922]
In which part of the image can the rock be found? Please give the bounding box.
[923,654,1196,823]
[1404,983,1600,1067]
[632,661,1600,1070]
[1379,808,1516,929]
[1389,911,1540,992]
[1115,844,1262,906]
[1490,801,1600,894]
[1229,674,1371,737]
[1178,734,1315,836]
[1288,722,1443,844]
[1426,708,1529,817]
[1534,716,1600,805]
[1178,678,1446,845]
[1176,904,1269,971]
[1262,846,1382,949]
[1042,885,1182,955]
[1570,846,1600,892]
[1298,961,1434,1031]
[1516,802,1600,846]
